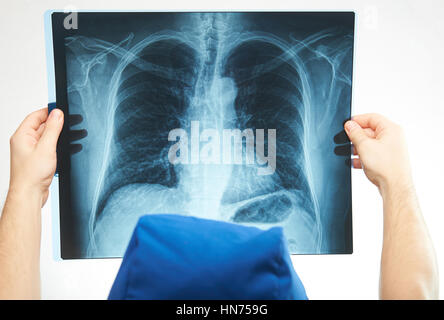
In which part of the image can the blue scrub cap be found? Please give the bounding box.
[109,214,307,300]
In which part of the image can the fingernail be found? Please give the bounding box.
[51,109,63,121]
[345,120,356,132]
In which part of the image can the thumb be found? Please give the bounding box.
[344,120,368,147]
[38,109,64,152]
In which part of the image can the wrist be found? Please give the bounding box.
[7,181,44,206]
[379,174,415,202]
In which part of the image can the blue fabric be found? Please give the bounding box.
[108,214,307,300]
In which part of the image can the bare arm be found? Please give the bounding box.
[0,108,63,299]
[345,114,439,299]
[379,179,438,299]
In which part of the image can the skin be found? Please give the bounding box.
[0,109,438,299]
[345,114,439,299]
[0,108,63,299]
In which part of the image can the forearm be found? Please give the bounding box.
[0,186,42,299]
[379,180,439,299]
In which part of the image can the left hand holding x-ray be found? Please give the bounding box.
[8,108,64,206]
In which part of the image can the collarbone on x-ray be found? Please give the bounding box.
[58,12,354,258]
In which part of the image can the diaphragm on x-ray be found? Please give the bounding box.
[50,12,354,259]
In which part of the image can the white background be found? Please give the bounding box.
[0,0,443,299]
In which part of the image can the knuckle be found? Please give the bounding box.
[368,112,382,121]
[23,113,34,123]
[9,134,16,146]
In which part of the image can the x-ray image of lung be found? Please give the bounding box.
[56,12,354,258]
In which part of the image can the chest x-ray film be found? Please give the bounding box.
[49,12,354,259]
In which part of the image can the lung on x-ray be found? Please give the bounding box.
[50,12,354,259]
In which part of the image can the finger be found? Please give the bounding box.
[70,129,88,142]
[351,129,374,155]
[69,144,83,155]
[334,144,352,156]
[333,130,349,144]
[36,122,46,138]
[344,120,369,148]
[38,109,64,151]
[18,108,49,132]
[334,121,375,145]
[363,128,376,138]
[352,158,362,169]
[69,114,83,127]
[334,144,359,156]
[352,113,390,132]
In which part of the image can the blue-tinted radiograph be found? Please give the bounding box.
[64,12,354,258]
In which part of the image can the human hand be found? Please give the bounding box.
[344,113,413,194]
[9,108,64,207]
[48,102,86,155]
[68,114,87,155]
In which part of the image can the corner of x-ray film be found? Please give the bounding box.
[61,12,353,258]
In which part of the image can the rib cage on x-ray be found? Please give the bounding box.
[63,13,353,258]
